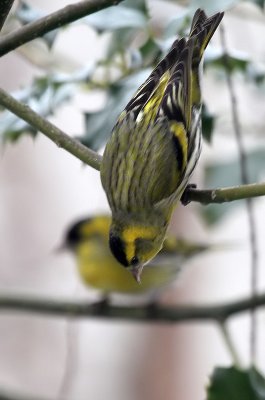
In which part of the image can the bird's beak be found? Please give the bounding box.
[53,242,68,254]
[130,264,144,284]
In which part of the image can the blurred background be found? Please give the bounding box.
[0,0,265,399]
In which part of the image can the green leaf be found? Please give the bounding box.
[85,5,148,32]
[202,103,216,143]
[207,366,265,400]
[203,148,265,223]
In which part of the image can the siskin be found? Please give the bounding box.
[100,9,224,282]
[63,215,210,295]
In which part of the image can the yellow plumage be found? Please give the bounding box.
[100,9,224,282]
[63,215,210,295]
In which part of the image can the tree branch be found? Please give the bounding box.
[0,0,15,32]
[0,87,101,170]
[0,293,264,323]
[0,0,123,57]
[185,183,265,204]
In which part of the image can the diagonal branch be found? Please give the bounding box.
[0,87,101,170]
[0,0,123,57]
[0,293,264,323]
[186,183,265,204]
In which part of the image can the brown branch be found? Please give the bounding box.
[0,293,264,323]
[0,0,123,57]
[185,182,265,204]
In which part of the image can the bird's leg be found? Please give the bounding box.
[180,183,197,206]
[146,300,159,318]
[93,295,109,314]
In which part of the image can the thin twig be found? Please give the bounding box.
[0,293,264,322]
[186,183,265,204]
[220,24,258,365]
[0,87,101,170]
[219,322,242,367]
[58,319,79,400]
[58,286,80,400]
[0,0,123,57]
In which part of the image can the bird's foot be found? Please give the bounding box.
[93,296,109,314]
[181,183,197,206]
[146,301,159,318]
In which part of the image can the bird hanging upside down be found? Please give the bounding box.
[100,9,224,283]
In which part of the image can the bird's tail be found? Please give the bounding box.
[189,8,224,64]
[187,9,223,107]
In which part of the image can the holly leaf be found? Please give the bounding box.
[207,366,265,400]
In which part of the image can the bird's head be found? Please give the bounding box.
[63,215,111,251]
[109,218,167,283]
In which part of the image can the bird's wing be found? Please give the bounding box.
[117,39,185,122]
[101,41,196,212]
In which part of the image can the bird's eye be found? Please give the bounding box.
[131,256,139,266]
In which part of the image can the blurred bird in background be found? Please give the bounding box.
[61,215,211,296]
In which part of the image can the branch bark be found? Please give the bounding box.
[0,293,264,323]
[0,0,123,57]
[186,183,265,204]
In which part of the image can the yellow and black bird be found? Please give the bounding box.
[63,215,210,295]
[100,9,224,282]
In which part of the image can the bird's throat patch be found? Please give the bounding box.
[122,226,157,262]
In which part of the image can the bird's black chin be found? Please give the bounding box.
[109,232,128,267]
